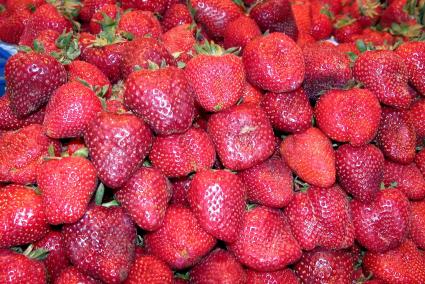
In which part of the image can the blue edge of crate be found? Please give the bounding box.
[0,42,18,97]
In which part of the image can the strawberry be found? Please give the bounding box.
[416,149,425,176]
[0,185,48,247]
[363,240,425,283]
[188,169,246,242]
[250,0,298,40]
[79,0,116,22]
[88,4,121,35]
[0,8,30,44]
[5,51,67,118]
[302,42,353,100]
[383,161,425,200]
[354,50,413,109]
[261,88,313,134]
[190,249,246,283]
[5,0,45,13]
[280,127,336,188]
[351,28,395,46]
[239,155,294,208]
[144,205,216,269]
[171,177,191,206]
[116,167,172,231]
[118,10,163,39]
[0,95,45,131]
[351,188,410,252]
[310,2,334,40]
[222,15,262,51]
[149,127,216,177]
[379,0,413,28]
[349,0,382,27]
[125,254,173,284]
[121,0,167,14]
[294,248,355,283]
[63,205,137,283]
[240,82,263,105]
[333,15,362,43]
[207,103,275,170]
[228,205,302,271]
[291,0,312,35]
[410,201,425,249]
[161,24,196,64]
[409,99,425,139]
[161,3,192,31]
[285,185,354,250]
[124,67,195,136]
[315,88,381,146]
[31,29,60,54]
[395,41,425,96]
[243,33,305,93]
[336,144,384,202]
[55,266,101,284]
[245,269,300,284]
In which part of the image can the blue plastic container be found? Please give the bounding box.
[0,42,18,97]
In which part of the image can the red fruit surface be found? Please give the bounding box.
[118,10,162,39]
[121,0,167,14]
[416,149,425,176]
[161,3,192,31]
[89,4,121,35]
[55,266,101,284]
[0,9,30,44]
[383,161,425,200]
[125,254,173,284]
[161,24,196,64]
[0,95,45,131]
[170,177,191,206]
[223,15,262,50]
[79,0,116,22]
[409,99,425,139]
[410,201,425,249]
[395,41,425,96]
[33,29,60,54]
[0,249,47,284]
[245,269,300,284]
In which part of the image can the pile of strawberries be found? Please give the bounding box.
[0,0,425,283]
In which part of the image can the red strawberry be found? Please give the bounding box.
[121,0,167,14]
[416,149,425,176]
[351,188,410,252]
[5,51,67,118]
[222,15,262,51]
[246,269,300,284]
[84,112,153,189]
[0,185,48,247]
[383,161,425,200]
[336,144,384,202]
[149,127,216,177]
[239,155,294,208]
[190,249,246,283]
[125,254,173,284]
[116,167,172,231]
[89,4,121,35]
[354,50,413,109]
[291,0,312,35]
[243,33,305,93]
[207,103,275,170]
[379,0,413,28]
[5,0,45,13]
[349,0,382,27]
[0,95,45,131]
[55,266,101,284]
[240,82,263,105]
[161,24,196,64]
[280,127,336,188]
[228,205,302,271]
[33,29,60,54]
[285,185,354,250]
[171,177,191,206]
[261,88,313,134]
[161,3,192,31]
[0,8,30,44]
[409,99,425,139]
[124,67,194,135]
[363,240,425,283]
[294,248,355,283]
[310,2,334,40]
[79,0,116,22]
[63,205,136,283]
[118,10,162,39]
[333,16,362,43]
[395,41,425,96]
[144,205,216,269]
[187,169,246,242]
[410,201,425,249]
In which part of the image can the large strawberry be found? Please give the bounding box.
[0,185,48,247]
[395,41,425,96]
[55,266,101,284]
[383,161,425,200]
[0,95,45,131]
[144,205,216,269]
[187,169,246,243]
[285,185,354,251]
[117,10,162,39]
[207,103,275,170]
[63,205,137,283]
[245,269,300,284]
[84,112,153,189]
[125,254,173,284]
[5,51,67,118]
[222,15,261,50]
[124,67,195,136]
[243,32,305,93]
[410,201,425,249]
[280,127,335,188]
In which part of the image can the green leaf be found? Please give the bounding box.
[102,200,120,207]
[95,183,105,205]
[71,147,89,158]
[177,61,186,68]
[48,144,55,157]
[246,203,257,211]
[33,40,45,53]
[355,40,367,53]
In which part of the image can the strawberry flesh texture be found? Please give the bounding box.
[125,254,173,284]
[118,10,163,39]
[245,269,300,284]
[0,95,45,131]
[0,249,47,284]
[410,201,425,249]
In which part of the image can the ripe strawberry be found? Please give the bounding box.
[410,201,425,249]
[161,3,192,31]
[291,0,312,35]
[280,127,335,188]
[0,8,30,44]
[161,24,196,64]
[294,248,355,283]
[315,88,381,146]
[55,266,101,284]
[246,269,300,284]
[149,127,216,177]
[222,15,262,51]
[207,103,275,170]
[125,254,173,284]
[379,0,413,28]
[395,41,425,96]
[171,177,191,206]
[333,16,362,43]
[88,4,121,35]
[243,33,305,93]
[363,240,425,283]
[79,0,116,22]
[63,205,137,283]
[336,144,384,202]
[84,112,153,189]
[190,249,246,283]
[240,82,263,105]
[351,28,395,46]
[0,185,48,247]
[310,2,334,40]
[239,155,293,208]
[349,0,382,27]
[416,149,425,176]
[351,188,410,252]
[229,205,302,271]
[124,67,194,135]
[0,95,45,131]
[5,51,67,118]
[409,99,425,139]
[121,0,167,14]
[383,161,425,200]
[118,10,162,39]
[354,50,413,109]
[5,0,45,13]
[285,185,354,250]
[144,205,216,269]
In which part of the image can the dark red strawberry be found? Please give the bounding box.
[79,0,116,22]
[409,99,425,139]
[222,15,262,51]
[55,266,101,284]
[0,184,48,247]
[161,3,192,31]
[125,254,173,284]
[246,269,300,284]
[243,32,305,93]
[351,188,410,252]
[89,4,121,35]
[118,10,162,39]
[149,127,216,177]
[0,95,45,131]
[120,0,167,14]
[124,67,194,136]
[0,8,30,44]
[144,205,216,269]
[228,205,302,271]
[190,249,246,283]
[383,161,425,200]
[310,2,334,40]
[333,16,362,43]
[416,149,425,176]
[395,41,425,96]
[285,185,354,250]
[63,205,136,283]
[5,51,67,118]
[261,88,313,134]
[84,112,153,189]
[410,201,425,249]
[170,177,191,206]
[161,24,196,64]
[207,103,275,170]
[336,144,384,202]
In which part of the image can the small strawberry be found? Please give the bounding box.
[310,2,334,40]
[161,3,192,31]
[161,24,196,64]
[383,161,425,200]
[0,8,30,44]
[121,0,167,14]
[33,29,60,54]
[395,41,425,96]
[171,177,191,206]
[333,15,362,43]
[410,201,425,249]
[291,0,312,35]
[0,95,45,131]
[409,99,425,139]
[245,269,300,284]
[89,4,121,35]
[349,0,382,27]
[240,82,263,105]
[5,0,45,13]
[416,149,425,176]
[222,15,262,51]
[79,0,116,22]
[125,254,173,284]
[118,10,163,39]
[379,0,413,28]
[55,266,101,284]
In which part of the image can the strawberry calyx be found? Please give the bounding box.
[94,183,120,207]
[320,4,335,20]
[389,22,424,39]
[175,272,190,281]
[194,40,241,56]
[294,177,309,192]
[358,0,381,18]
[246,203,257,211]
[47,0,83,31]
[334,16,357,29]
[380,181,398,190]
[22,244,49,261]
[50,31,81,64]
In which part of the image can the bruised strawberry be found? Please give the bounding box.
[125,254,173,284]
[410,201,425,249]
[383,161,425,200]
[55,266,101,284]
[118,10,162,39]
[395,41,425,96]
[0,95,45,131]
[223,15,261,51]
[161,24,196,64]
[409,99,425,139]
[246,269,300,284]
[161,3,192,31]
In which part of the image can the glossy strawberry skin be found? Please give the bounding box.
[409,99,425,139]
[351,188,410,253]
[89,4,121,35]
[0,185,48,248]
[161,24,196,64]
[84,112,153,189]
[0,9,30,44]
[125,254,173,284]
[79,0,116,22]
[416,149,425,176]
[55,266,101,284]
[144,205,216,270]
[170,177,191,206]
[223,15,262,51]
[245,269,300,284]
[118,10,163,39]
[0,95,45,131]
[0,249,47,284]
[161,3,192,31]
[121,0,167,14]
[310,2,333,40]
[410,201,425,249]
